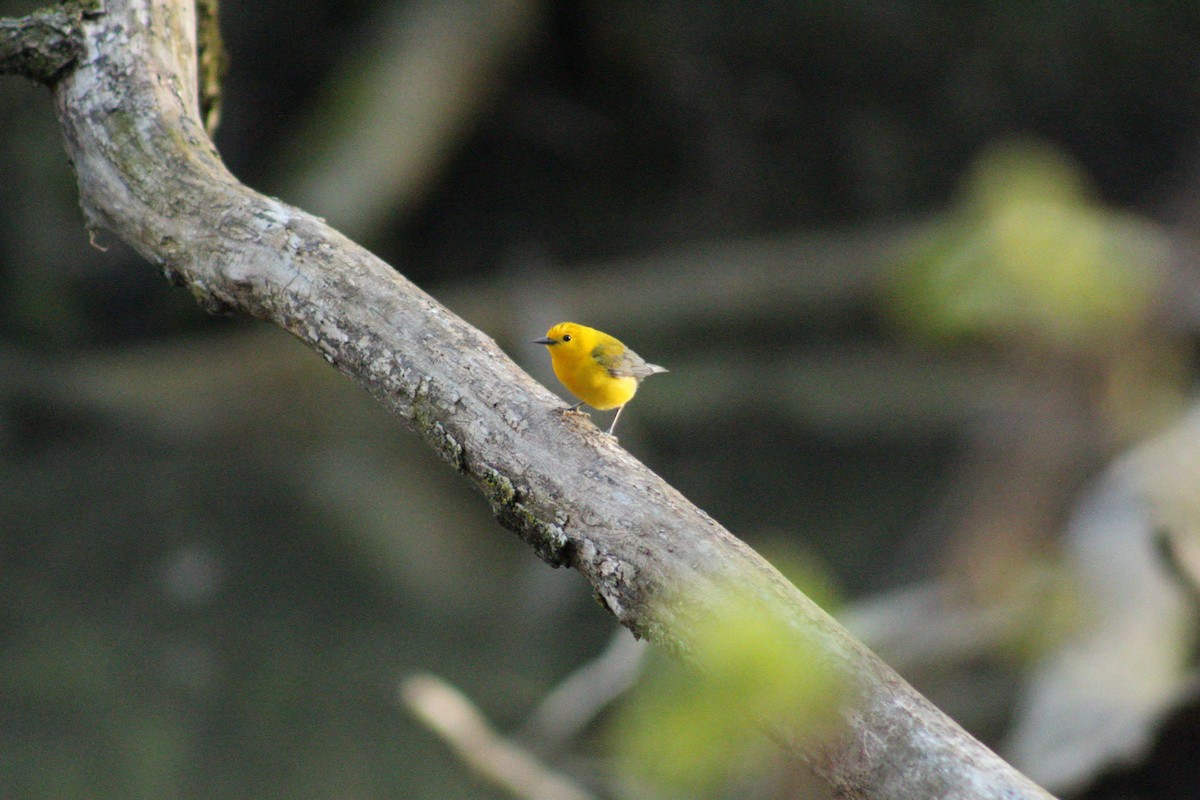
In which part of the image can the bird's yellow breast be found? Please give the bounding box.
[549,352,638,411]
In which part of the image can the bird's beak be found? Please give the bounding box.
[533,336,556,345]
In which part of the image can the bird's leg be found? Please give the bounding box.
[556,401,587,417]
[605,405,625,436]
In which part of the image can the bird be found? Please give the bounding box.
[534,322,667,436]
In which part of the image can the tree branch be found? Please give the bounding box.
[0,2,90,84]
[401,673,599,800]
[9,0,1057,796]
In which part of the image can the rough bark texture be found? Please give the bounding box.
[0,3,88,82]
[7,1,1056,797]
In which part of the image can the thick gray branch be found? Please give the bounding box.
[34,1,1056,797]
[0,2,89,83]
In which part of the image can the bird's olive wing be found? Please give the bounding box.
[593,342,664,379]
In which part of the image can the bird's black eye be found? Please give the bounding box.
[562,334,572,342]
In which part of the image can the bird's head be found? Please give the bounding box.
[534,322,592,356]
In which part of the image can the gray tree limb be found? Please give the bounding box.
[0,2,89,83]
[5,1,1056,797]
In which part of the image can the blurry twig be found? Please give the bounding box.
[400,673,598,800]
[282,0,541,240]
[838,567,1062,741]
[445,219,1200,343]
[522,627,647,744]
[444,223,912,339]
[842,574,1051,678]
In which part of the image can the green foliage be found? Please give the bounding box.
[610,586,843,797]
[890,139,1167,349]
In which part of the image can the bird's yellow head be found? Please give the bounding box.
[534,322,595,357]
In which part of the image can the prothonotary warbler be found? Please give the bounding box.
[534,322,667,436]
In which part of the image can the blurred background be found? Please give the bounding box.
[2,1,1200,798]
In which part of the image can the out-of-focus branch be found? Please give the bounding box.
[401,674,598,800]
[441,223,909,339]
[281,0,542,240]
[522,628,647,744]
[1004,406,1200,793]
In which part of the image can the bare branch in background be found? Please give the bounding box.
[522,627,647,744]
[281,0,542,240]
[401,673,598,800]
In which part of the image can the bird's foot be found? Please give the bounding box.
[555,403,587,418]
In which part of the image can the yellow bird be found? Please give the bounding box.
[535,322,667,435]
